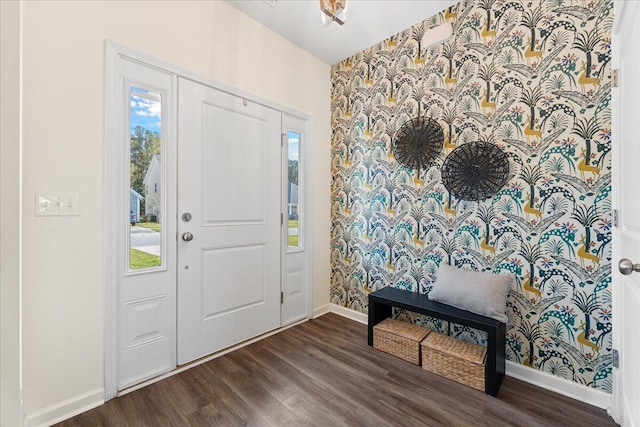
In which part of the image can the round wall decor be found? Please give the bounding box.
[392,117,444,170]
[441,141,509,201]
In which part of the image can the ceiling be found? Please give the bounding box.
[226,0,459,66]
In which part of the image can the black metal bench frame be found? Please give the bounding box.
[367,287,506,396]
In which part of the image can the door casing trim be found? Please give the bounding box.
[105,41,314,400]
[610,1,629,423]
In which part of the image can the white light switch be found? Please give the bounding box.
[35,193,80,216]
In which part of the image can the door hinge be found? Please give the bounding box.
[280,291,284,304]
[613,209,619,227]
[613,349,619,368]
[281,133,286,147]
[613,69,619,88]
[281,213,284,225]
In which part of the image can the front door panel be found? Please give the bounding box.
[177,78,281,365]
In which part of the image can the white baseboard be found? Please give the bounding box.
[325,304,612,411]
[314,304,367,324]
[327,303,368,324]
[506,361,610,410]
[25,388,104,427]
[621,393,633,427]
[312,303,331,318]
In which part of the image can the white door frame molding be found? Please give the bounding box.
[612,1,640,424]
[104,41,313,400]
[610,2,623,422]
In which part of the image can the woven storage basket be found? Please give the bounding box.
[421,332,487,391]
[373,318,431,365]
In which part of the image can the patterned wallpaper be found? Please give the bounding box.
[330,0,613,391]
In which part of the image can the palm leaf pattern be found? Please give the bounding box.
[330,0,613,392]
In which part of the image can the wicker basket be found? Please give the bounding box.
[421,332,487,391]
[373,318,431,365]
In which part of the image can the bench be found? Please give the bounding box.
[368,287,506,396]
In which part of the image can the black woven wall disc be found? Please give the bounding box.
[441,141,509,201]
[392,117,444,170]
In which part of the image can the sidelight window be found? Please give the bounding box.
[128,86,163,271]
[287,131,301,250]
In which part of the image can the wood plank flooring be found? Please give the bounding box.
[57,314,616,426]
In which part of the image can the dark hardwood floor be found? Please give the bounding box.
[57,313,616,426]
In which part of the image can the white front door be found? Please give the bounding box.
[613,1,640,424]
[176,77,282,365]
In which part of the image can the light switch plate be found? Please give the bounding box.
[35,193,80,216]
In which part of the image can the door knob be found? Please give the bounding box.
[182,232,194,242]
[618,258,640,275]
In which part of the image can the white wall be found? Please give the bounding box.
[21,0,331,417]
[1,1,23,425]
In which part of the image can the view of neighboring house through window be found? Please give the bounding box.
[288,131,301,249]
[129,86,163,271]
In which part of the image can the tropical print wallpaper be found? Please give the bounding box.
[329,0,613,391]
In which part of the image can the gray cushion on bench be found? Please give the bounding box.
[429,263,513,323]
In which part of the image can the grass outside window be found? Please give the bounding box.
[137,222,161,232]
[288,219,299,247]
[130,248,161,269]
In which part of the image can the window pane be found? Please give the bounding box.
[287,131,300,248]
[129,86,163,270]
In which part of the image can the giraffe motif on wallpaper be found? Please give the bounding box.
[538,185,576,210]
[537,348,577,380]
[540,58,580,89]
[539,20,577,50]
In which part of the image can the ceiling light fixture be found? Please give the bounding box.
[320,0,347,25]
